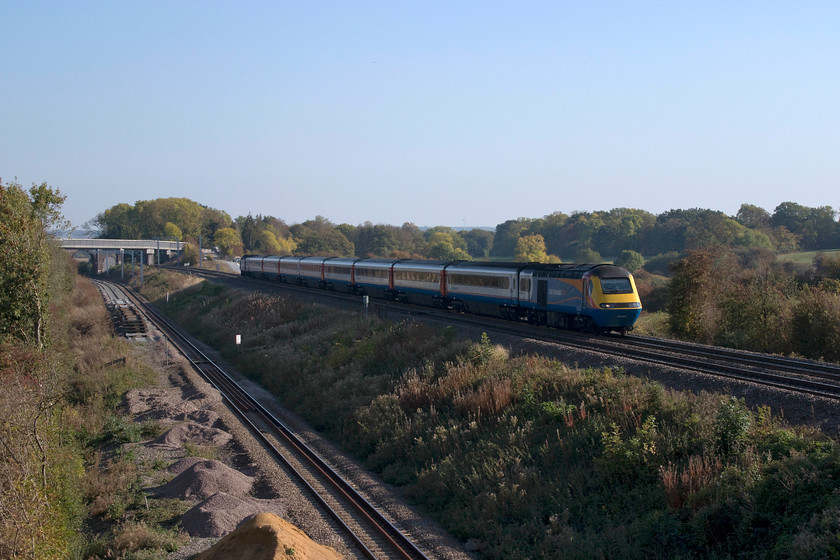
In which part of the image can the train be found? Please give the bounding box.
[240,256,642,334]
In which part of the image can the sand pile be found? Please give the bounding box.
[181,492,288,537]
[149,459,253,500]
[192,513,343,560]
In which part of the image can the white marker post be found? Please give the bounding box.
[236,334,242,354]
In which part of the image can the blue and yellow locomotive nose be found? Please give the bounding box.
[585,266,642,331]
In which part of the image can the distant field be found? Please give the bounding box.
[777,249,840,264]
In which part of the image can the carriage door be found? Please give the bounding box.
[537,280,548,307]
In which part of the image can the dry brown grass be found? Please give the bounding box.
[83,451,140,519]
[660,454,724,509]
[397,342,512,415]
[453,377,513,415]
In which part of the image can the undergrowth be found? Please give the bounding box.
[151,272,840,559]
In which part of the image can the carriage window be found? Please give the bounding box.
[394,270,438,283]
[600,278,633,294]
[449,274,510,290]
[357,268,388,279]
[520,278,530,293]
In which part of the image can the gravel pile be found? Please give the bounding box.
[126,339,357,559]
[148,421,233,450]
[149,459,254,500]
[124,386,220,417]
[181,493,288,537]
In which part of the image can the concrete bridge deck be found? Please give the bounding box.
[59,238,186,273]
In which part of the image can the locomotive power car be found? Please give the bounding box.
[240,256,642,334]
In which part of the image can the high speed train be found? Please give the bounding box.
[240,256,642,334]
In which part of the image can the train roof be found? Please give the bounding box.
[528,263,631,278]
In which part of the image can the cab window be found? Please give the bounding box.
[600,278,633,294]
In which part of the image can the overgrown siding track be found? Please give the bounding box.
[93,280,148,339]
[95,279,431,560]
[185,267,840,402]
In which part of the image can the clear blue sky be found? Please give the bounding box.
[2,1,838,230]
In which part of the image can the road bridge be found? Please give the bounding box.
[58,238,185,273]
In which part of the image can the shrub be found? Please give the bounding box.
[714,397,752,456]
[790,287,840,362]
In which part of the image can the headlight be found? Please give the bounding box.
[600,302,641,309]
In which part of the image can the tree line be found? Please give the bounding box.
[92,196,840,363]
[667,248,840,362]
[93,198,840,267]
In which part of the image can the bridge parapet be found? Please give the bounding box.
[59,239,184,251]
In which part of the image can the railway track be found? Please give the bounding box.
[94,280,149,339]
[94,279,431,560]
[180,267,840,402]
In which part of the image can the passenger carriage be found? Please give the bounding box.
[391,260,448,306]
[444,262,523,318]
[298,257,328,287]
[240,255,264,277]
[277,256,302,283]
[260,256,283,279]
[352,259,399,298]
[322,258,358,292]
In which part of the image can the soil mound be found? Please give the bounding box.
[123,387,196,415]
[147,421,232,450]
[181,492,288,537]
[148,459,253,500]
[193,512,343,560]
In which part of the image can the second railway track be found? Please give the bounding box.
[183,267,840,402]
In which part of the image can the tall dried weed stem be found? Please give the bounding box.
[660,455,724,509]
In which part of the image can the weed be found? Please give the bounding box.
[184,442,220,460]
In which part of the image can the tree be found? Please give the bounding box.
[427,232,471,260]
[790,287,840,362]
[771,226,799,253]
[353,223,401,257]
[291,217,354,256]
[684,211,743,249]
[733,228,773,250]
[576,248,603,263]
[163,221,182,241]
[214,227,242,258]
[235,214,260,251]
[815,253,840,280]
[735,204,770,229]
[490,218,533,258]
[615,250,644,272]
[771,202,839,250]
[462,228,494,258]
[668,250,736,343]
[514,234,549,262]
[0,180,66,348]
[96,198,231,241]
